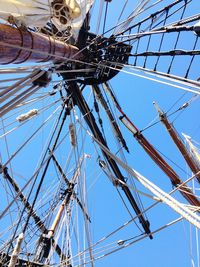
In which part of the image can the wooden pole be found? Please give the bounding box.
[48,199,67,238]
[0,24,79,64]
[120,115,200,207]
[154,102,200,184]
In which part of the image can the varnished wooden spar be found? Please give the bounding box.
[154,102,200,184]
[102,83,200,207]
[0,24,79,64]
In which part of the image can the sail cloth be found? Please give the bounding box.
[182,133,200,168]
[52,0,94,38]
[0,0,93,38]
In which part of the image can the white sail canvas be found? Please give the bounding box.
[0,0,93,37]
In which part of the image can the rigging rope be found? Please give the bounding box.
[82,125,200,228]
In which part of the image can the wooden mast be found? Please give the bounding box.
[103,82,200,207]
[0,24,79,64]
[35,158,85,264]
[65,81,153,239]
[119,113,200,207]
[154,102,200,184]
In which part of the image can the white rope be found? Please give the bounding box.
[60,216,184,267]
[83,126,200,229]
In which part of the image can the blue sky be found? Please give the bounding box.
[87,1,200,266]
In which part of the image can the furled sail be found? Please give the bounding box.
[52,0,94,37]
[0,0,51,27]
[0,0,93,38]
[182,133,200,168]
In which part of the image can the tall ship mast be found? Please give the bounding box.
[0,0,199,266]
